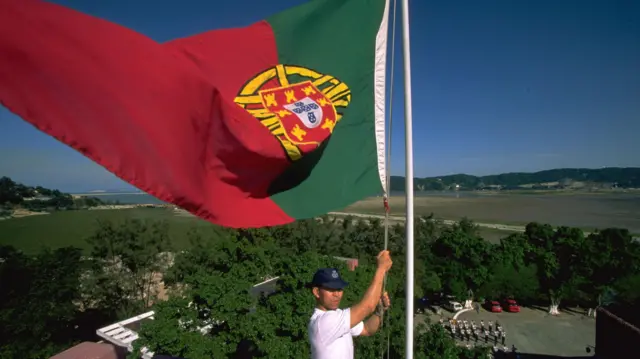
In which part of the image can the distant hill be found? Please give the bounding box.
[0,177,106,212]
[390,167,640,192]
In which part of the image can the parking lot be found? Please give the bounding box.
[424,305,595,357]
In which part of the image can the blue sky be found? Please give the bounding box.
[1,0,638,192]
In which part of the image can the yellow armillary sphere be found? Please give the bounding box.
[234,64,352,161]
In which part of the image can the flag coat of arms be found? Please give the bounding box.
[0,0,389,228]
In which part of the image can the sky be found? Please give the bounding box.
[1,0,638,192]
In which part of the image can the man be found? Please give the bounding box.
[308,250,393,359]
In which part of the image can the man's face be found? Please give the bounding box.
[313,286,344,310]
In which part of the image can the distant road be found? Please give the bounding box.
[328,211,640,241]
[328,211,526,232]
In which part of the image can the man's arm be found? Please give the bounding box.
[359,292,390,336]
[360,313,382,336]
[348,251,392,327]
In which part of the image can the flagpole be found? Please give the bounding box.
[400,0,415,358]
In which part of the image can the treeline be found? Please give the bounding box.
[0,220,173,359]
[0,176,105,214]
[1,216,639,358]
[390,167,640,191]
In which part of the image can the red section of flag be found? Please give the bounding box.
[0,0,294,227]
[256,81,336,153]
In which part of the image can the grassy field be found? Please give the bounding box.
[0,206,521,254]
[0,208,217,254]
[3,192,639,254]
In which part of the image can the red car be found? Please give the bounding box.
[504,299,520,313]
[485,300,502,313]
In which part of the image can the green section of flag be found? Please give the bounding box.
[266,0,387,218]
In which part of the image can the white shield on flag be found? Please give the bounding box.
[283,97,324,129]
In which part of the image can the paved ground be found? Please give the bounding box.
[423,306,595,357]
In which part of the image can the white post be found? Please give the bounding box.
[401,0,415,358]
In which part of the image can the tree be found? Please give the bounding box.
[83,218,172,320]
[478,261,539,304]
[524,223,563,313]
[0,245,85,359]
[520,223,640,314]
[74,196,105,208]
[431,219,491,300]
[576,228,640,308]
[477,233,539,303]
[135,230,320,358]
[0,177,84,211]
[400,167,640,192]
[3,199,639,359]
[0,208,12,217]
[613,274,640,306]
[34,186,53,196]
[135,220,412,359]
[415,324,461,359]
[414,323,488,359]
[46,192,75,209]
[414,217,444,299]
[0,176,23,205]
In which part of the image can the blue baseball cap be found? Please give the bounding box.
[310,268,349,290]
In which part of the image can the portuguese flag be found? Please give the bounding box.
[0,0,389,228]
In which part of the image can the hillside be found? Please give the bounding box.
[390,167,640,191]
[0,177,103,215]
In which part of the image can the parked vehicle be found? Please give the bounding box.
[485,299,502,313]
[445,301,464,312]
[504,298,520,313]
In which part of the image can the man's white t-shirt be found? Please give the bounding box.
[308,307,364,359]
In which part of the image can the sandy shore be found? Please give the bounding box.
[4,209,50,219]
[72,192,146,197]
[343,194,640,233]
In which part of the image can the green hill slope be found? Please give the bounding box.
[390,167,640,191]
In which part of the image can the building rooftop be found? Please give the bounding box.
[595,305,640,359]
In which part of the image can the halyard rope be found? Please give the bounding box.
[380,0,398,357]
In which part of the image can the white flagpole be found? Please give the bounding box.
[401,0,415,358]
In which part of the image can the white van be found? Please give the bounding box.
[445,301,464,312]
